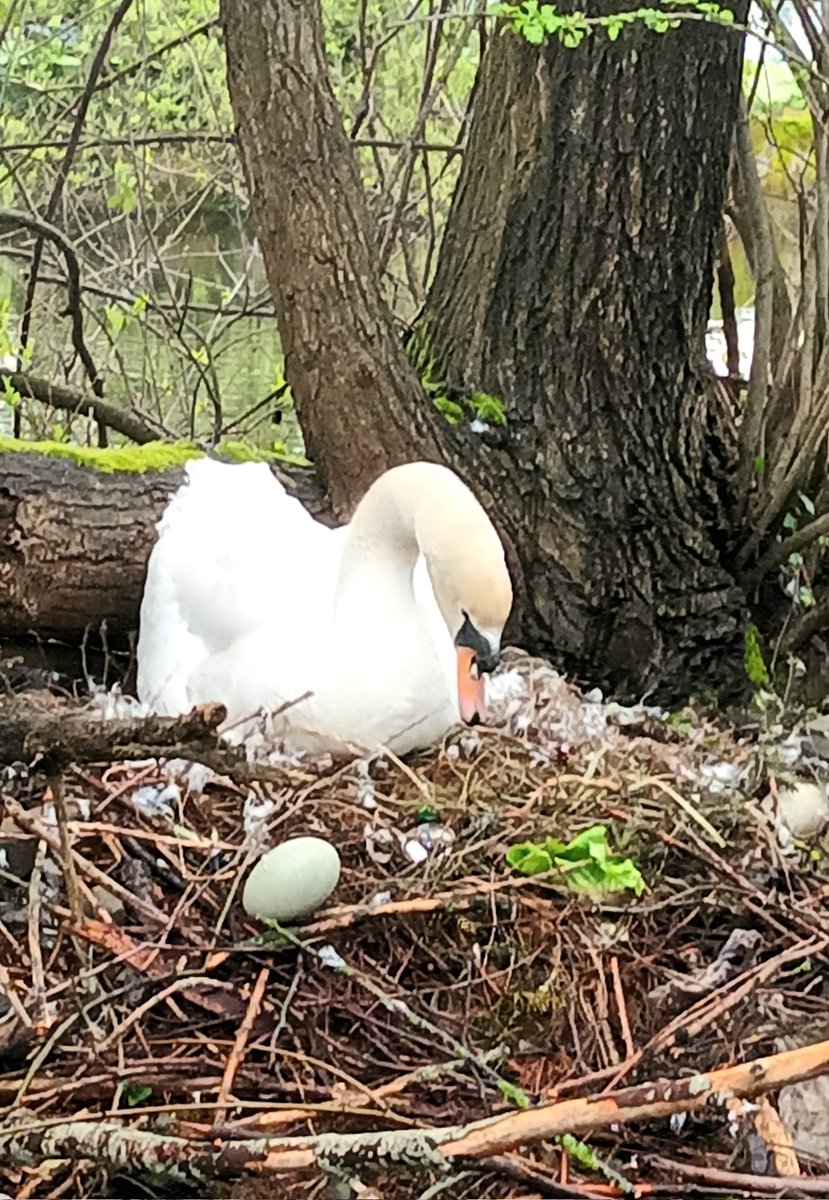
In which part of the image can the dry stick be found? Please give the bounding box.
[49,774,84,927]
[0,371,158,444]
[94,977,218,1055]
[5,799,168,927]
[647,1155,829,1195]
[599,932,827,1095]
[608,957,633,1063]
[26,838,48,1032]
[214,968,269,1127]
[4,1039,829,1177]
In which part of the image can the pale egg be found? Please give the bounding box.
[242,836,341,922]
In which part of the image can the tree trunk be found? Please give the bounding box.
[415,8,750,699]
[220,0,446,519]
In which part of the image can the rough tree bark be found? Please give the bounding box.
[0,454,179,639]
[414,6,750,698]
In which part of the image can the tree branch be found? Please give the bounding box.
[0,209,104,406]
[15,0,134,444]
[745,509,829,587]
[2,1038,829,1179]
[1,371,160,445]
[0,699,229,770]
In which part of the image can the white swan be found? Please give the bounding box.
[136,459,513,755]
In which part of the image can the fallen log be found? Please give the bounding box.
[2,1038,829,1183]
[0,696,228,768]
[0,444,324,650]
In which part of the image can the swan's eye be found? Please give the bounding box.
[454,613,498,674]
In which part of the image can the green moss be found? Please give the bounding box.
[744,623,771,687]
[0,436,311,472]
[0,436,203,473]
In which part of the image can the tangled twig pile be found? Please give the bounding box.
[1,650,829,1199]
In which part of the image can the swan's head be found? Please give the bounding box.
[415,471,513,725]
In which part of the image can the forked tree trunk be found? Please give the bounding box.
[415,8,750,698]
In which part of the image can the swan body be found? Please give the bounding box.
[137,459,512,755]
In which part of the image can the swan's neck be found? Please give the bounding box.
[335,497,420,618]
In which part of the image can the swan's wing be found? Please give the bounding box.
[137,458,341,714]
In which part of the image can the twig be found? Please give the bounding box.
[26,837,48,1032]
[4,1038,829,1177]
[608,957,634,1063]
[0,371,159,445]
[5,799,169,927]
[49,774,84,927]
[95,977,219,1055]
[647,1155,829,1194]
[15,0,134,439]
[214,968,269,1126]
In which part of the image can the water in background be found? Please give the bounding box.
[1,208,758,451]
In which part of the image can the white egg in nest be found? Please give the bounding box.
[242,836,341,922]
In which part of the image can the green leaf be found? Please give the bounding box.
[507,826,645,897]
[800,492,816,516]
[434,396,464,425]
[125,1084,152,1107]
[753,456,765,475]
[506,842,553,874]
[558,1132,598,1169]
[498,1080,530,1109]
[416,804,438,824]
[783,512,798,531]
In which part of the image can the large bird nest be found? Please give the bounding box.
[1,649,829,1199]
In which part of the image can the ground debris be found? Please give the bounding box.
[1,650,829,1198]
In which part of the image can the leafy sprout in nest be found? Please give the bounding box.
[505,824,646,898]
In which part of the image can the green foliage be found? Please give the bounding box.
[416,804,439,824]
[125,1084,153,1107]
[497,1079,531,1108]
[434,395,465,425]
[506,825,645,898]
[558,1133,598,1170]
[497,0,735,47]
[743,624,770,687]
[471,392,507,425]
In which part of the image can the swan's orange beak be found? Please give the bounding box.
[457,647,485,725]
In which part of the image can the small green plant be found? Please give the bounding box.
[498,1079,530,1108]
[471,391,507,425]
[506,825,645,897]
[416,804,439,824]
[125,1084,153,1107]
[743,624,770,687]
